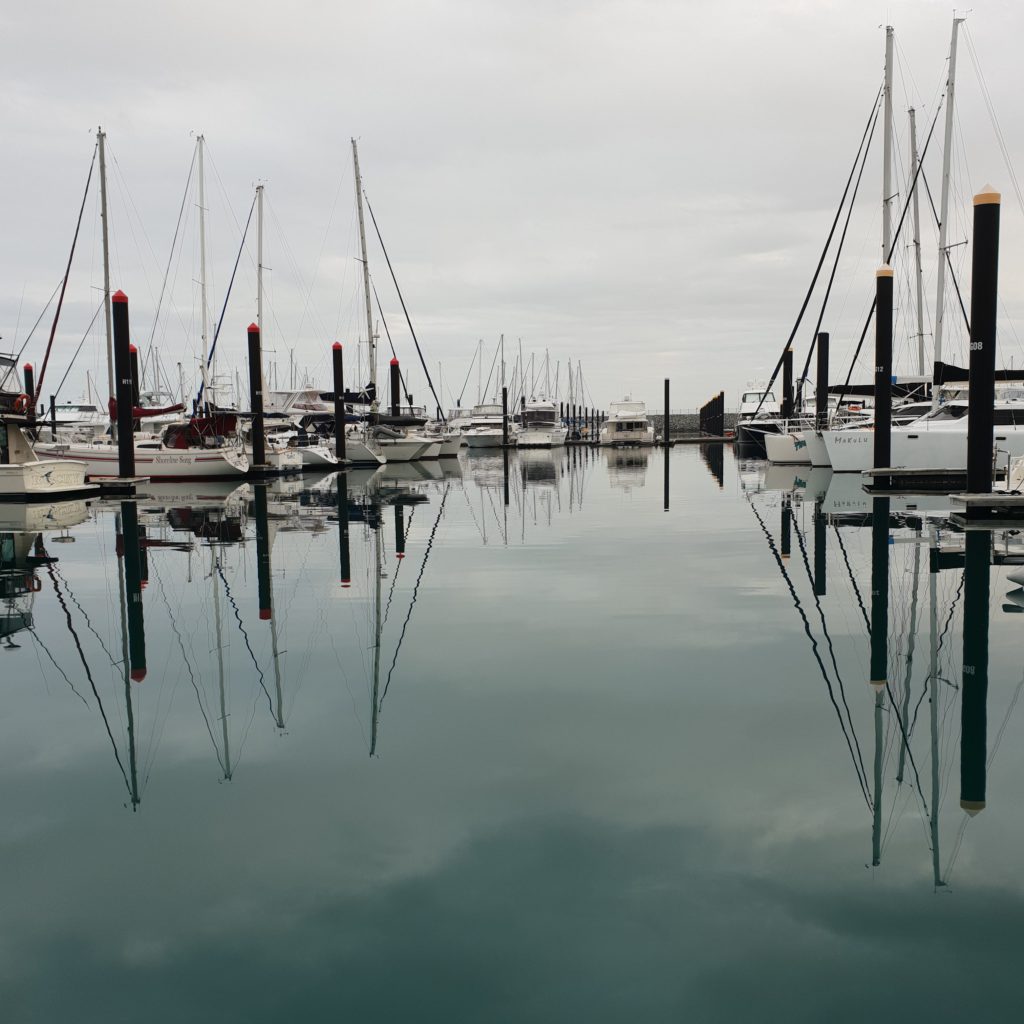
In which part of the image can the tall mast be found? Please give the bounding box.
[197,135,211,407]
[256,183,264,334]
[881,25,894,261]
[933,17,965,407]
[352,139,377,396]
[97,128,115,404]
[909,108,926,375]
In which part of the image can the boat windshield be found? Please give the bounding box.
[924,404,968,421]
[523,410,556,427]
[742,391,775,403]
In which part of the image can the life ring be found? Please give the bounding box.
[13,393,30,414]
[25,574,41,592]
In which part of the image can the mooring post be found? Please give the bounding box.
[390,357,401,417]
[966,186,1001,494]
[332,342,347,462]
[663,378,670,445]
[111,291,136,478]
[873,267,894,470]
[960,529,990,815]
[49,395,56,441]
[247,323,266,474]
[816,333,829,430]
[502,385,509,447]
[22,363,36,426]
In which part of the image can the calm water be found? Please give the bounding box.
[3,445,1024,1022]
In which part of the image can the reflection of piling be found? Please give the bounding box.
[394,505,406,559]
[254,484,272,621]
[503,448,510,507]
[960,530,990,815]
[815,332,829,430]
[247,323,267,473]
[332,342,347,462]
[873,267,894,470]
[966,187,1001,495]
[338,471,351,586]
[121,501,147,682]
[112,291,136,476]
[869,495,890,866]
[663,446,669,511]
[780,494,791,559]
[813,500,826,596]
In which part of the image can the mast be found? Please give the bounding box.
[257,183,264,333]
[198,135,211,409]
[97,128,116,407]
[352,139,377,397]
[909,108,927,376]
[933,17,965,407]
[881,25,894,261]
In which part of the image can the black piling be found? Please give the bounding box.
[247,323,267,474]
[332,342,347,462]
[663,379,670,445]
[112,291,136,477]
[49,396,56,441]
[129,344,141,431]
[502,385,509,448]
[960,529,990,815]
[815,332,829,430]
[966,187,1001,494]
[22,363,36,425]
[873,267,894,470]
[390,358,401,417]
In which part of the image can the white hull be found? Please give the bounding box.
[764,431,811,464]
[801,430,831,467]
[34,441,249,480]
[517,426,568,448]
[376,437,432,462]
[0,459,94,500]
[464,429,511,449]
[820,424,1024,473]
[342,436,386,465]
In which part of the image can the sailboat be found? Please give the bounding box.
[35,132,249,481]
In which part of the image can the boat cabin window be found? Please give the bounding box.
[522,410,556,427]
[615,421,645,431]
[993,409,1024,427]
[742,391,775,403]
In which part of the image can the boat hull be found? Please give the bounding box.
[34,442,250,480]
[0,459,95,501]
[764,431,811,464]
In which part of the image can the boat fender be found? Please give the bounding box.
[13,394,30,414]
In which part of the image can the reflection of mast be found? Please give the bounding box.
[370,499,383,756]
[961,530,990,816]
[896,528,921,784]
[869,496,890,867]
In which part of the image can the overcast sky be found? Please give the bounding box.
[3,0,1024,411]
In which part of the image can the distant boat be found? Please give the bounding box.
[599,398,655,447]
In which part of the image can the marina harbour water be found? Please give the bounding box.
[4,444,1024,1021]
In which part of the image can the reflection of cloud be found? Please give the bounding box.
[9,815,1024,1021]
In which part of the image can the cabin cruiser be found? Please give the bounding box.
[516,399,568,448]
[462,403,516,449]
[599,398,655,446]
[0,413,94,500]
[734,385,781,447]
